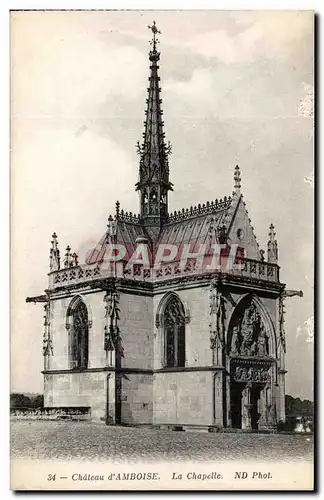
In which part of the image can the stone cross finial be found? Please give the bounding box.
[64,245,73,268]
[51,232,58,250]
[115,200,120,218]
[49,232,60,271]
[269,223,276,240]
[267,223,278,264]
[234,165,241,193]
[107,214,117,240]
[72,252,79,267]
[107,214,113,235]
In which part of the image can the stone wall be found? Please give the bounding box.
[44,280,283,428]
[119,292,153,370]
[46,289,155,424]
[120,373,153,425]
[153,370,213,426]
[44,371,115,422]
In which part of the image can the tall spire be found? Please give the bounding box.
[135,21,173,235]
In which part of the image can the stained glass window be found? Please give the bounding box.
[68,299,89,370]
[163,296,186,367]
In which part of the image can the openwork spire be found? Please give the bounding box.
[135,22,173,229]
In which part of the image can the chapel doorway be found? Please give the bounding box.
[227,295,275,430]
[230,380,263,430]
[250,385,262,430]
[230,382,243,429]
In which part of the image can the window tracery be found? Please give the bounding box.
[163,296,186,367]
[67,299,89,370]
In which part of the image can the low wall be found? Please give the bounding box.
[10,406,91,421]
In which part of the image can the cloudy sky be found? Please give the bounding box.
[11,10,314,399]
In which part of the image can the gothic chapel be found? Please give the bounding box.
[27,23,301,431]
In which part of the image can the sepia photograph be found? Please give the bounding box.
[10,9,314,491]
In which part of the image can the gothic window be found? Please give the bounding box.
[150,189,157,202]
[163,296,186,367]
[68,298,89,370]
[150,189,158,214]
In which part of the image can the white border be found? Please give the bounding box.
[3,1,320,498]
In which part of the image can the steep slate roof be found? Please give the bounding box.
[86,196,236,265]
[86,220,144,264]
[157,200,231,255]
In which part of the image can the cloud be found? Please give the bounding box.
[185,11,313,63]
[11,16,147,122]
[11,125,137,259]
[164,68,214,101]
[185,28,256,64]
[163,62,299,121]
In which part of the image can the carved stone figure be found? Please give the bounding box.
[241,382,253,430]
[230,301,269,357]
[104,290,120,352]
[241,367,247,381]
[43,303,53,357]
[233,363,271,383]
[240,306,257,355]
[256,325,268,356]
[235,366,242,380]
[107,290,120,323]
[209,280,226,351]
[278,295,286,353]
[254,368,261,382]
[260,368,270,382]
[231,325,240,354]
[247,367,253,381]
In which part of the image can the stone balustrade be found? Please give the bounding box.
[48,258,279,290]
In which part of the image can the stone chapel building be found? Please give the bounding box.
[27,22,301,431]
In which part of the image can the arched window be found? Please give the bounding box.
[163,295,186,367]
[67,298,89,370]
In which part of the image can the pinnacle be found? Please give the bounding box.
[234,164,241,191]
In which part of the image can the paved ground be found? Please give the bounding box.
[11,421,313,464]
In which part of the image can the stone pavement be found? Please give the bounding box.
[11,421,313,463]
